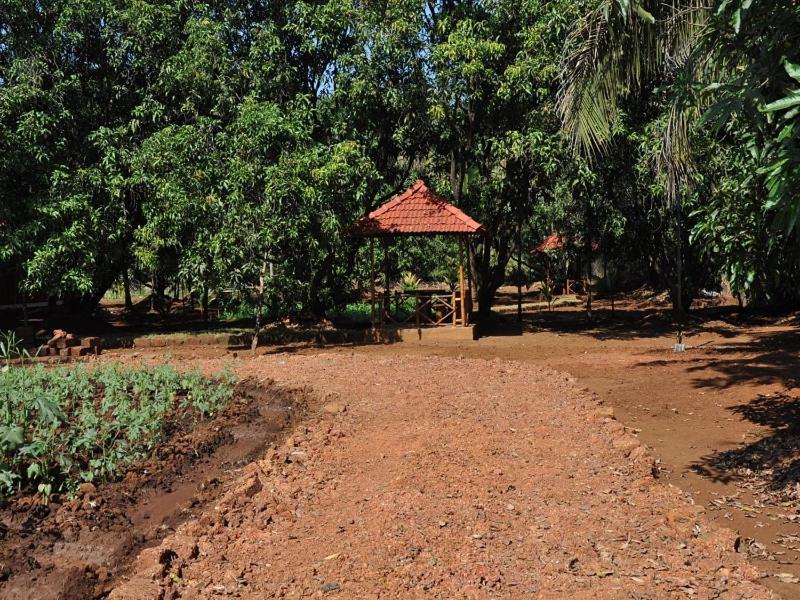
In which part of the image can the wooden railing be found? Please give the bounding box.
[371,289,467,327]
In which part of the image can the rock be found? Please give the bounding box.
[603,420,625,436]
[288,451,307,465]
[78,482,97,496]
[236,476,263,499]
[133,547,169,579]
[320,581,340,594]
[612,435,641,456]
[665,505,705,536]
[322,401,348,415]
[165,535,199,561]
[107,578,164,600]
[48,329,67,345]
[593,406,615,420]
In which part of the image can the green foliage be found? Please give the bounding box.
[400,272,421,292]
[3,0,800,319]
[0,363,235,499]
[326,302,373,326]
[0,331,37,366]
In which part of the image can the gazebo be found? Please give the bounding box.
[351,180,484,328]
[531,232,598,295]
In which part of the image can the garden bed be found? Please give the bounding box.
[0,370,306,600]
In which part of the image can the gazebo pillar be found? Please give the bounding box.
[459,236,467,326]
[382,239,390,319]
[369,238,377,325]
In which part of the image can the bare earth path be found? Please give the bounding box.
[110,352,769,599]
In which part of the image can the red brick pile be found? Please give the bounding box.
[40,329,102,357]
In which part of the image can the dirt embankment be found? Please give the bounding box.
[106,352,771,599]
[0,380,305,600]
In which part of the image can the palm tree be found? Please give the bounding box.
[556,0,709,316]
[557,0,800,314]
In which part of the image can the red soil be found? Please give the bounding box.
[105,351,771,598]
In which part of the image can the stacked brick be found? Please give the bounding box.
[39,330,102,357]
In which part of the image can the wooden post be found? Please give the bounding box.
[466,241,473,316]
[383,238,390,323]
[415,290,421,339]
[369,238,376,325]
[459,236,467,326]
[517,218,523,323]
[452,291,457,326]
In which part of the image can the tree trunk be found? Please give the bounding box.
[474,233,512,323]
[201,285,209,323]
[478,235,493,321]
[517,216,523,323]
[307,251,336,318]
[251,254,268,353]
[673,198,685,320]
[383,239,391,317]
[585,248,593,321]
[122,268,133,310]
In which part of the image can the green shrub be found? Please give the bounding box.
[327,302,373,325]
[0,363,236,499]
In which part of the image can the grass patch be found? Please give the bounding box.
[327,302,373,326]
[0,363,236,500]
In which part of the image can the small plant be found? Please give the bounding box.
[0,330,37,367]
[604,265,621,317]
[400,272,421,292]
[540,280,554,312]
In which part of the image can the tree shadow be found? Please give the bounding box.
[691,393,800,497]
[685,327,800,390]
[522,304,745,342]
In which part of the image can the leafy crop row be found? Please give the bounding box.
[0,363,235,499]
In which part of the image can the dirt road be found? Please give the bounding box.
[332,309,800,598]
[108,351,769,598]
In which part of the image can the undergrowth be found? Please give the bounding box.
[0,363,236,500]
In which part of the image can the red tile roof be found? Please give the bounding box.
[532,232,599,253]
[532,232,565,253]
[351,180,484,237]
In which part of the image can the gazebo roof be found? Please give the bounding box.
[532,232,599,254]
[351,180,484,237]
[532,232,565,253]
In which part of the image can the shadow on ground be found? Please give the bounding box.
[686,327,800,390]
[692,393,800,499]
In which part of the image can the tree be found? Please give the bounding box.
[557,0,800,313]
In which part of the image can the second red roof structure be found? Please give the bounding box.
[351,180,484,237]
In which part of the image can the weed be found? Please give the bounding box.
[0,330,40,367]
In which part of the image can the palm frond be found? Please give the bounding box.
[558,1,711,159]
